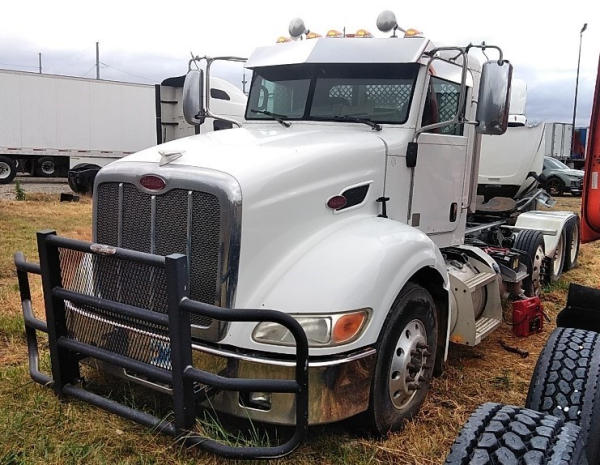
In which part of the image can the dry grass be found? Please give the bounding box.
[0,193,596,465]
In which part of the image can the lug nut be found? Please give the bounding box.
[417,342,429,350]
[407,382,419,391]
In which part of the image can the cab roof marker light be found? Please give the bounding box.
[404,28,423,38]
[276,36,291,43]
[306,31,322,39]
[326,29,343,38]
[355,29,373,38]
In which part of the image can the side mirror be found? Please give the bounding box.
[476,60,513,135]
[183,69,205,126]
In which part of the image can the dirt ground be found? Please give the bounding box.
[0,193,596,465]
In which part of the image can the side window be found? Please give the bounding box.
[421,76,464,136]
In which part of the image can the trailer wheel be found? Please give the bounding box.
[513,230,545,296]
[444,402,587,465]
[526,327,600,464]
[35,157,56,177]
[563,216,580,271]
[0,156,17,184]
[364,282,437,435]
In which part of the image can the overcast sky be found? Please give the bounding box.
[2,0,599,126]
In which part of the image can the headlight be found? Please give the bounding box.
[252,309,369,347]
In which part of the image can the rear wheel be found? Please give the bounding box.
[444,402,587,465]
[526,327,600,464]
[564,216,580,271]
[550,232,565,282]
[35,157,56,177]
[0,156,17,184]
[364,283,437,435]
[513,230,545,296]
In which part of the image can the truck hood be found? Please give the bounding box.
[110,123,388,306]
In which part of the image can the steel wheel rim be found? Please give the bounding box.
[570,224,579,264]
[41,161,54,175]
[553,235,564,277]
[388,319,429,410]
[531,244,544,295]
[0,161,10,180]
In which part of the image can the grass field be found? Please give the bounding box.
[1,193,598,465]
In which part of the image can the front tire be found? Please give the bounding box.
[364,282,437,435]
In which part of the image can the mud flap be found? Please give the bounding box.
[556,283,600,333]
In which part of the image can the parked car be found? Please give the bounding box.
[542,156,584,196]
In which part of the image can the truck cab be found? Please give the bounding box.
[15,11,581,458]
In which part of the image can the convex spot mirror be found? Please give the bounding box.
[476,60,513,135]
[183,69,205,126]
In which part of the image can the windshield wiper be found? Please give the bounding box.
[331,115,382,131]
[250,109,291,127]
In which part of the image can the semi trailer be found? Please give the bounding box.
[14,12,585,459]
[0,69,245,189]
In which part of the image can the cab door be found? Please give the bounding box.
[581,57,600,243]
[408,74,469,241]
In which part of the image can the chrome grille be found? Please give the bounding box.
[95,182,223,329]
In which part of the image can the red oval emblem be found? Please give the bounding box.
[140,175,166,191]
[327,195,347,210]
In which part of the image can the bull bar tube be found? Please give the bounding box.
[14,230,309,460]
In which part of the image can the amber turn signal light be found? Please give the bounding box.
[332,311,367,344]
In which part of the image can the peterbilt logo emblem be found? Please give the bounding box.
[158,149,184,166]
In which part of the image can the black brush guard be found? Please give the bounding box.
[14,230,309,460]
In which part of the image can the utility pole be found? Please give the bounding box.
[571,23,587,155]
[95,41,100,79]
[38,52,42,74]
[242,72,247,95]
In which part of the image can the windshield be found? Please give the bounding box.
[245,63,420,125]
[545,157,570,170]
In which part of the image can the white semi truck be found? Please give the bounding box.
[0,69,245,190]
[14,12,584,459]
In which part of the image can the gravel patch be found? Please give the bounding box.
[0,176,71,200]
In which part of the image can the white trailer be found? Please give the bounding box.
[0,69,156,183]
[0,69,246,188]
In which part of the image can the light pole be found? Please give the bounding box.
[571,23,587,157]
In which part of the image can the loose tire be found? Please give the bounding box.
[514,229,545,296]
[364,283,438,435]
[445,402,587,465]
[0,156,17,184]
[526,327,600,464]
[35,157,56,177]
[546,177,565,197]
[563,216,580,271]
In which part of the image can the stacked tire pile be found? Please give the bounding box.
[444,323,599,464]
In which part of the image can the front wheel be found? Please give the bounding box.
[364,283,438,435]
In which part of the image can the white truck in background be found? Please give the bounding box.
[0,69,246,192]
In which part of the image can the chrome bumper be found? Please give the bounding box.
[198,345,377,425]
